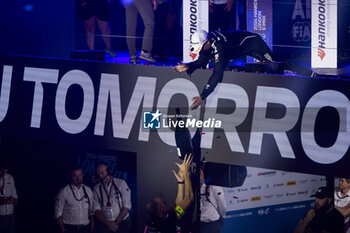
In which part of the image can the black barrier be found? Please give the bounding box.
[203,161,247,188]
[1,54,350,178]
[175,108,202,162]
[175,108,193,159]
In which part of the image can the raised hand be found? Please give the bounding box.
[304,209,316,222]
[191,96,202,110]
[172,169,184,182]
[173,63,189,73]
[174,154,194,210]
[175,154,193,174]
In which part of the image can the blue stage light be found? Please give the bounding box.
[120,0,134,7]
[24,4,33,12]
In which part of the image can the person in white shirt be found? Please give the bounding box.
[335,178,350,233]
[55,167,94,233]
[93,163,132,233]
[200,168,226,233]
[0,163,18,233]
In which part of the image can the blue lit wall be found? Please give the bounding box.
[0,0,75,58]
[0,0,153,58]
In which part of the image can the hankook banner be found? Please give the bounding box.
[311,0,337,68]
[182,0,208,62]
[247,0,273,63]
[1,55,350,177]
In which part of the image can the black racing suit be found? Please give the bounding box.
[187,30,313,99]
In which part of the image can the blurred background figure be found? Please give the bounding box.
[236,0,246,30]
[153,0,179,60]
[124,0,156,63]
[294,187,344,233]
[335,178,350,233]
[338,0,350,61]
[153,0,169,60]
[75,0,116,57]
[54,167,94,233]
[0,161,18,233]
[209,0,236,31]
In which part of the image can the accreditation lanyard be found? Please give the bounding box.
[0,175,4,196]
[69,184,86,202]
[103,183,113,207]
[336,192,350,200]
[99,180,122,210]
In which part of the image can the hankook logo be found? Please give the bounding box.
[318,48,326,60]
[257,171,277,176]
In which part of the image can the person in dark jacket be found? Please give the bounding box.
[294,187,344,233]
[173,30,316,110]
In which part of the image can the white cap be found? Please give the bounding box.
[189,30,208,60]
[191,30,208,45]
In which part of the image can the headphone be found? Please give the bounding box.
[107,166,113,176]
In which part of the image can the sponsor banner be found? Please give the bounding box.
[246,0,273,62]
[1,55,350,177]
[287,181,297,186]
[291,0,311,43]
[251,196,262,202]
[273,0,311,57]
[311,0,337,68]
[258,171,276,176]
[224,166,325,212]
[183,0,209,62]
[223,200,315,233]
